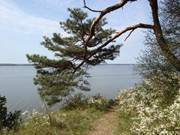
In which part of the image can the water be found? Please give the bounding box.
[0,64,142,112]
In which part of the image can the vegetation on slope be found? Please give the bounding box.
[2,94,115,135]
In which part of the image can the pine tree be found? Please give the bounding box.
[27,8,120,105]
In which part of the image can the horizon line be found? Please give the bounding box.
[0,63,137,66]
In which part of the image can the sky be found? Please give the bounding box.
[0,0,152,64]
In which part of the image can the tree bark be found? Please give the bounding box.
[150,0,180,71]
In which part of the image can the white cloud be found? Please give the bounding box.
[0,0,60,35]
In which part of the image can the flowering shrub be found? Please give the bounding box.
[144,72,180,107]
[116,73,180,135]
[131,96,180,135]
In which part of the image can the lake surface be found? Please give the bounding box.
[0,65,142,112]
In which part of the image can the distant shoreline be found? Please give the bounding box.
[0,64,32,66]
[0,63,137,66]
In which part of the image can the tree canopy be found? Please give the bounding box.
[81,0,180,70]
[137,0,180,106]
[137,0,180,77]
[27,0,180,105]
[27,8,120,105]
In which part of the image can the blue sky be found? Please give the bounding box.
[0,0,152,64]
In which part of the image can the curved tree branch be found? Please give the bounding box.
[85,0,132,44]
[83,0,137,59]
[94,23,153,51]
[74,23,153,72]
[75,0,180,72]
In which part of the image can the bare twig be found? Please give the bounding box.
[124,29,135,41]
[83,0,101,13]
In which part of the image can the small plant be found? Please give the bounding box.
[0,95,21,131]
[63,93,115,111]
[88,94,115,111]
[5,106,103,135]
[63,93,89,110]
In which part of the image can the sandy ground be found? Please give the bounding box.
[88,109,118,135]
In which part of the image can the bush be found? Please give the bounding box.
[116,81,180,135]
[88,94,115,111]
[131,95,180,135]
[63,93,115,111]
[143,72,179,107]
[0,95,21,131]
[63,93,89,110]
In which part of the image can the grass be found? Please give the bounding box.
[2,94,116,135]
[114,111,136,135]
[4,107,104,135]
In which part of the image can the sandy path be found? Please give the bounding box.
[88,109,118,135]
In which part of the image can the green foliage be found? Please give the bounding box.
[137,0,179,106]
[63,93,89,110]
[27,8,120,105]
[143,73,179,107]
[0,95,21,131]
[161,0,180,51]
[88,94,115,111]
[115,111,136,135]
[63,93,115,111]
[2,94,113,135]
[4,107,103,135]
[117,2,180,131]
[137,0,179,75]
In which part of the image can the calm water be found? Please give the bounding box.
[0,65,142,112]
